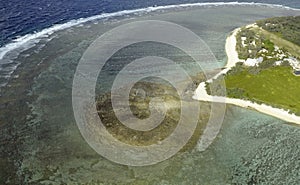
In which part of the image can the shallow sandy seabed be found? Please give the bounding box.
[0,5,299,184]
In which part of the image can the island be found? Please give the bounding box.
[193,16,300,125]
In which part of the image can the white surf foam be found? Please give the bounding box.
[0,1,298,86]
[0,2,298,60]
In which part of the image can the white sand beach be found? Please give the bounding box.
[193,26,300,125]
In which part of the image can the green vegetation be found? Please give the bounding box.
[262,39,275,52]
[225,66,300,115]
[255,16,300,59]
[236,28,262,59]
[257,27,300,59]
[236,16,300,61]
[256,16,300,46]
[235,27,290,61]
[235,27,283,60]
[210,16,300,116]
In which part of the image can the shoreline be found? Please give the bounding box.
[193,25,300,125]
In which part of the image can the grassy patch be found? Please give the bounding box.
[225,66,300,115]
[262,39,275,52]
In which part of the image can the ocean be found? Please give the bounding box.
[0,0,299,46]
[1,0,300,47]
[1,1,300,88]
[0,1,300,184]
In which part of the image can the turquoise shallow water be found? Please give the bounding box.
[0,5,299,184]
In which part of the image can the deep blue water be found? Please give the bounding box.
[0,0,300,47]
